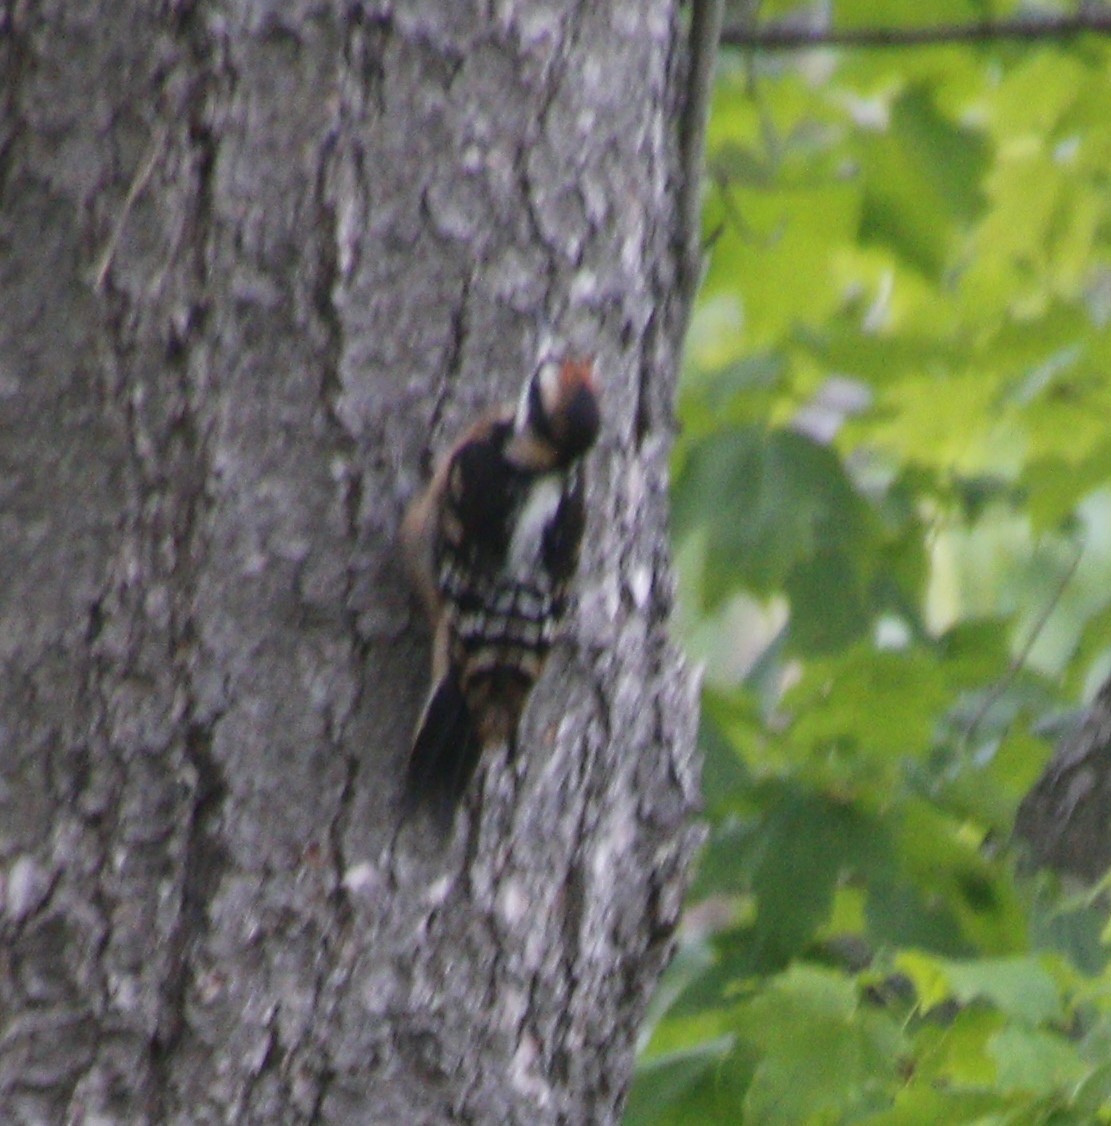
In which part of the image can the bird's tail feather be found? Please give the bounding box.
[401,670,483,837]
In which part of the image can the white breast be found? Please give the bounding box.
[507,475,563,576]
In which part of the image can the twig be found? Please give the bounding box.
[676,0,725,320]
[92,124,168,291]
[963,545,1084,749]
[721,11,1111,52]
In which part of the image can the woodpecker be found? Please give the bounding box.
[400,356,601,834]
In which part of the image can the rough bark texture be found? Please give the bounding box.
[1016,678,1111,883]
[0,1,701,1121]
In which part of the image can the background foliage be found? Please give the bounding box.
[631,3,1111,1121]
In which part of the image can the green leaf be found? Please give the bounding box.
[1025,442,1111,531]
[784,548,870,654]
[673,427,872,606]
[934,617,1013,686]
[867,879,972,958]
[859,83,989,277]
[857,1087,1011,1126]
[745,789,893,967]
[695,704,755,825]
[944,956,1064,1024]
[895,950,1064,1025]
[990,1025,1086,1096]
[702,181,862,346]
[1071,1061,1111,1119]
[837,0,1002,30]
[626,1037,754,1126]
[735,965,903,1124]
[914,1003,1004,1089]
[1028,891,1110,978]
[911,805,1029,953]
[787,645,950,764]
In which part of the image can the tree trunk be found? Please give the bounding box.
[1016,678,1111,883]
[0,2,701,1121]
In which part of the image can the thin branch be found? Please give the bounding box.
[963,545,1084,750]
[92,124,167,291]
[676,0,725,319]
[721,11,1111,52]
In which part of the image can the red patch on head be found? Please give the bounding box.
[550,356,600,461]
[559,357,596,396]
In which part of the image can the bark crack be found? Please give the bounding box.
[139,9,227,1112]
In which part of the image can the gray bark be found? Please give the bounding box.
[1016,679,1111,883]
[0,1,701,1122]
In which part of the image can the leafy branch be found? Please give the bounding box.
[721,10,1111,51]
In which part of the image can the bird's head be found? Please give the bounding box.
[514,356,600,468]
